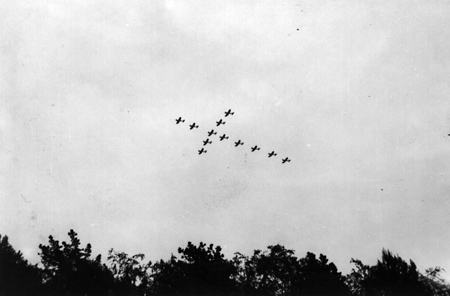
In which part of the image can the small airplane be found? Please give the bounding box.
[207,129,217,136]
[251,145,260,152]
[189,123,199,130]
[198,148,207,155]
[219,134,229,141]
[203,139,212,146]
[282,157,291,163]
[234,140,244,147]
[216,119,226,126]
[224,109,234,117]
[268,151,277,157]
[175,117,185,124]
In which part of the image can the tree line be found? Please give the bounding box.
[1,230,449,296]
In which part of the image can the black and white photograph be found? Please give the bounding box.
[1,1,450,295]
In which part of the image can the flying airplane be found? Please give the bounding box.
[203,139,212,146]
[198,148,207,155]
[189,123,199,130]
[234,140,244,147]
[282,157,291,163]
[216,119,226,126]
[175,117,185,124]
[219,134,229,141]
[251,145,260,152]
[207,129,217,136]
[224,109,234,117]
[268,151,277,157]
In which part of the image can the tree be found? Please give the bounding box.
[420,267,450,296]
[346,258,370,296]
[0,234,44,295]
[107,248,152,295]
[234,244,301,296]
[38,229,115,295]
[347,249,433,296]
[294,252,349,296]
[233,245,349,296]
[149,241,238,296]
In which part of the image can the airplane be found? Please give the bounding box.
[268,151,277,157]
[175,117,185,124]
[282,157,291,163]
[219,134,229,141]
[216,119,226,126]
[234,140,244,147]
[203,139,212,146]
[224,109,234,117]
[189,123,199,130]
[207,129,217,136]
[251,145,260,152]
[198,148,207,155]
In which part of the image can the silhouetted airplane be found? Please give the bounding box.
[219,134,229,141]
[251,145,260,152]
[203,139,212,146]
[207,129,217,136]
[234,140,244,147]
[216,119,225,126]
[175,117,185,124]
[268,151,277,157]
[198,148,207,155]
[282,157,291,163]
[224,109,234,117]
[189,123,199,130]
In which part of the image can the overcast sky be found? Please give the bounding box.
[2,0,450,278]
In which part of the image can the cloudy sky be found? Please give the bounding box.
[2,0,450,278]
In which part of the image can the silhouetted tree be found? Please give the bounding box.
[232,251,262,296]
[38,229,115,295]
[294,252,349,296]
[149,254,185,295]
[420,267,450,296]
[233,245,349,296]
[0,234,44,296]
[346,258,370,296]
[149,241,238,296]
[107,248,151,295]
[233,244,301,296]
[5,228,450,296]
[347,249,433,296]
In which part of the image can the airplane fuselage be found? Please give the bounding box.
[225,110,234,117]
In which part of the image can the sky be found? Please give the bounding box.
[1,0,450,279]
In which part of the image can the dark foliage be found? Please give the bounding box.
[347,249,435,296]
[0,234,44,296]
[38,229,115,295]
[149,241,239,296]
[107,248,152,295]
[233,244,301,295]
[233,244,349,296]
[294,252,349,296]
[421,267,450,296]
[2,229,450,296]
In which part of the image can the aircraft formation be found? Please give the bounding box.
[175,110,291,163]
